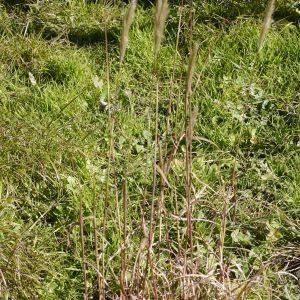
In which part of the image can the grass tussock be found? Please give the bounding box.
[0,0,299,299]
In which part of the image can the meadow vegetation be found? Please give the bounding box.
[0,0,299,298]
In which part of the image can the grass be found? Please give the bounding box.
[0,0,299,298]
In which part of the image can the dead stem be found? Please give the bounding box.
[166,0,184,138]
[101,0,111,297]
[92,188,101,300]
[80,198,89,299]
[120,178,128,298]
[185,43,199,254]
[143,80,160,298]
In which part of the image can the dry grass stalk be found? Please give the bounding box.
[186,43,199,98]
[132,221,148,290]
[92,196,101,300]
[188,0,194,39]
[219,192,228,283]
[184,43,199,254]
[142,81,160,297]
[132,112,151,291]
[173,186,182,258]
[0,269,7,288]
[154,0,169,63]
[166,0,184,137]
[230,164,237,223]
[100,118,114,298]
[157,141,166,258]
[79,198,89,300]
[101,1,111,296]
[217,167,238,297]
[258,0,276,51]
[120,0,137,64]
[219,182,234,295]
[111,136,122,234]
[120,178,128,298]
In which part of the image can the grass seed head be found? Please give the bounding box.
[186,43,199,97]
[120,0,137,64]
[258,0,276,51]
[154,0,169,63]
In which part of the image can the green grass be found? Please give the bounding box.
[0,0,299,298]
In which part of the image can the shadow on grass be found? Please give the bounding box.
[137,0,299,25]
[274,7,300,24]
[1,0,32,11]
[31,23,119,47]
[67,27,118,47]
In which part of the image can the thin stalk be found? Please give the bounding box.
[154,0,169,65]
[142,0,170,289]
[174,186,181,257]
[92,184,101,300]
[142,1,169,295]
[142,80,159,297]
[120,178,128,298]
[166,0,184,137]
[101,118,113,298]
[188,0,194,40]
[101,0,111,297]
[182,243,187,300]
[157,141,164,251]
[230,162,238,223]
[219,184,232,288]
[80,198,89,300]
[111,136,122,234]
[218,187,233,300]
[132,111,151,291]
[184,43,199,254]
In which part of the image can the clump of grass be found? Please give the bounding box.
[40,57,76,84]
[120,0,137,64]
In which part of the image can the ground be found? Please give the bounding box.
[0,0,299,299]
